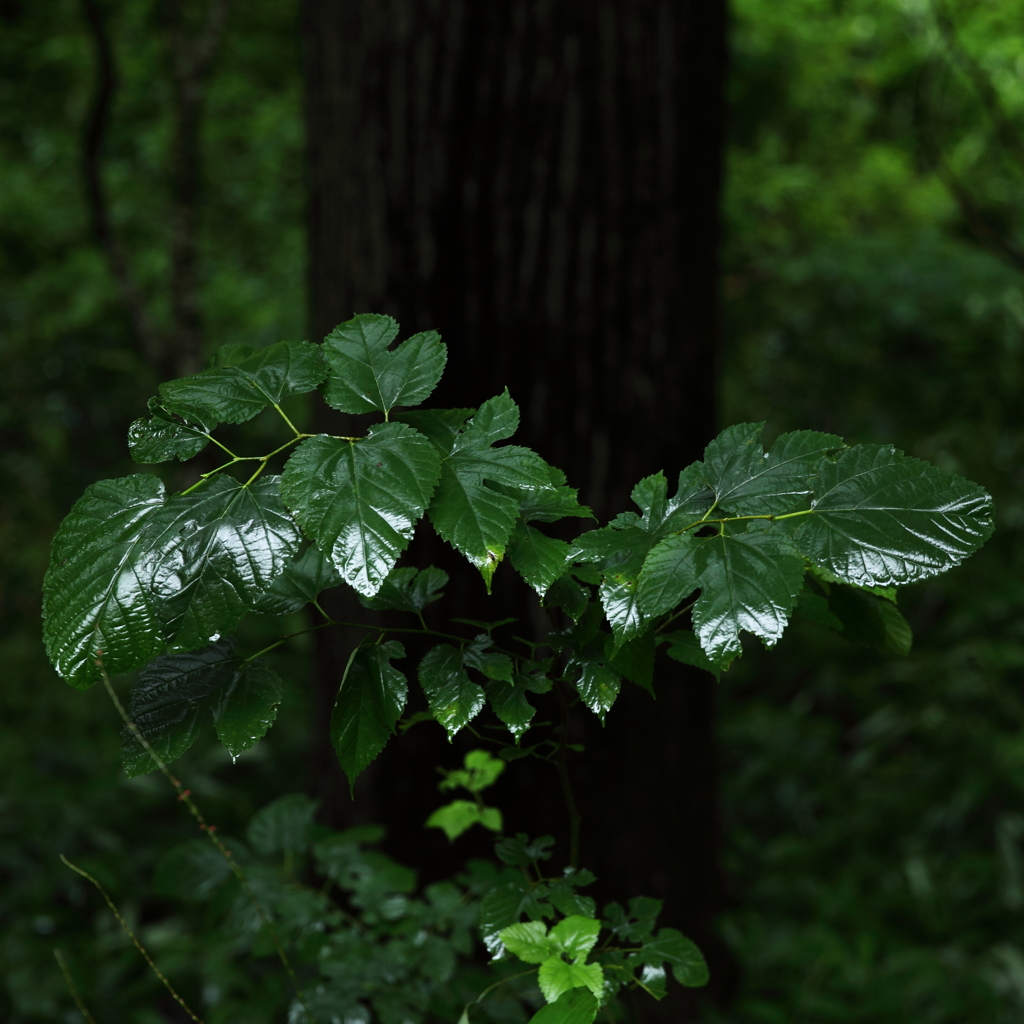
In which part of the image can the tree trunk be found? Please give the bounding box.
[303,1,734,1014]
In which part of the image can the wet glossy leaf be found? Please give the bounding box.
[128,399,210,464]
[701,423,843,515]
[500,921,553,963]
[527,988,598,1024]
[121,639,283,776]
[252,544,342,616]
[428,392,553,588]
[513,465,592,524]
[635,532,701,620]
[321,313,446,414]
[538,957,604,1003]
[43,475,301,688]
[281,422,441,597]
[247,793,318,857]
[572,659,621,722]
[358,565,448,614]
[418,644,486,739]
[543,575,590,622]
[691,526,806,669]
[607,632,655,694]
[160,340,326,425]
[393,407,473,451]
[331,641,408,785]
[486,670,550,740]
[635,928,708,987]
[549,916,601,959]
[509,522,570,597]
[795,445,994,586]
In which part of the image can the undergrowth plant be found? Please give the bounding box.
[42,315,994,1023]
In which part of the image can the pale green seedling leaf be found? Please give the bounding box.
[160,340,326,425]
[426,800,503,841]
[121,639,283,776]
[281,422,442,597]
[330,641,408,785]
[795,445,994,587]
[538,958,604,1003]
[322,314,447,415]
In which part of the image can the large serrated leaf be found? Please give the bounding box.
[428,392,553,588]
[700,423,844,515]
[322,313,447,415]
[160,340,326,425]
[128,399,211,464]
[43,475,301,688]
[280,422,441,597]
[691,526,805,668]
[121,639,283,776]
[795,445,994,586]
[418,644,486,739]
[331,641,408,785]
[635,533,701,620]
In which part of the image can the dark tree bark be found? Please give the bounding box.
[303,2,733,1015]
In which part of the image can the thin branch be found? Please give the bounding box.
[78,0,161,357]
[53,949,99,1024]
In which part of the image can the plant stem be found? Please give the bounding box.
[53,948,98,1024]
[554,683,582,869]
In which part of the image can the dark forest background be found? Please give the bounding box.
[3,0,1024,1021]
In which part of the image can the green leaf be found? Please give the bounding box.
[538,957,604,1003]
[121,640,283,776]
[690,526,806,669]
[662,630,720,679]
[247,793,318,857]
[794,588,844,632]
[428,391,554,589]
[425,799,502,841]
[154,839,234,901]
[828,584,913,655]
[160,340,326,425]
[321,314,447,415]
[486,670,550,740]
[438,748,507,793]
[499,921,552,963]
[252,544,342,616]
[128,399,210,464]
[607,631,656,694]
[281,422,442,597]
[544,575,590,623]
[513,465,593,524]
[635,532,701,620]
[572,659,621,723]
[393,407,473,451]
[494,833,556,867]
[330,641,408,786]
[548,875,597,918]
[418,644,486,739]
[43,475,302,689]
[527,988,598,1024]
[637,928,708,987]
[463,636,514,682]
[701,423,844,515]
[549,916,601,959]
[509,522,571,597]
[795,445,994,586]
[357,565,448,614]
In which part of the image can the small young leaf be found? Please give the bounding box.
[322,314,447,415]
[548,916,601,959]
[419,644,486,739]
[425,800,502,841]
[486,670,550,740]
[494,833,556,867]
[463,636,514,682]
[573,660,621,723]
[330,641,408,785]
[499,921,552,963]
[527,988,599,1024]
[247,793,318,857]
[121,640,283,776]
[636,928,708,987]
[281,422,442,597]
[128,399,210,464]
[252,544,342,616]
[358,565,448,614]
[160,340,326,425]
[795,445,994,586]
[538,957,604,1003]
[509,522,570,597]
[438,748,507,793]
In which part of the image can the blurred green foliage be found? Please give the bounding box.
[4,0,1024,1020]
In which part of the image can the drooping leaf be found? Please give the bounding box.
[428,391,554,589]
[509,522,570,597]
[635,928,708,987]
[330,641,408,785]
[247,793,319,857]
[794,588,845,632]
[252,544,342,616]
[543,575,590,623]
[357,565,448,614]
[418,644,486,739]
[512,465,593,524]
[322,314,447,415]
[700,423,844,515]
[572,659,621,723]
[121,639,283,776]
[128,399,211,464]
[281,422,442,597]
[160,340,326,425]
[690,525,806,669]
[527,988,599,1024]
[794,445,994,586]
[43,474,301,688]
[425,800,502,841]
[538,957,604,1003]
[607,631,656,694]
